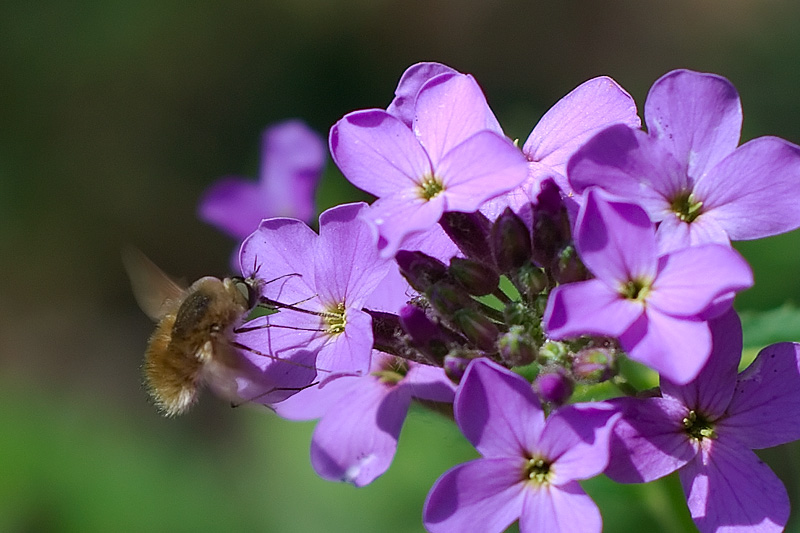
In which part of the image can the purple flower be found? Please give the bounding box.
[568,69,800,252]
[485,76,640,217]
[330,72,529,257]
[423,358,619,533]
[198,119,325,239]
[235,202,391,375]
[605,310,800,533]
[275,353,455,487]
[543,188,753,384]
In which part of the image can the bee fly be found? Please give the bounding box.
[123,247,283,417]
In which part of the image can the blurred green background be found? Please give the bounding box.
[4,1,800,531]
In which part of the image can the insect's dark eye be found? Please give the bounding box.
[232,276,260,309]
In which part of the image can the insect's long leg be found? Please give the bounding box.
[230,380,319,409]
[229,340,334,374]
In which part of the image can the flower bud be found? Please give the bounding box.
[452,309,499,352]
[552,244,589,284]
[533,371,573,406]
[491,207,532,272]
[497,325,537,367]
[399,304,448,364]
[427,280,476,317]
[573,345,616,383]
[443,353,472,384]
[514,263,548,300]
[532,180,571,268]
[396,250,447,293]
[366,310,405,356]
[448,257,500,296]
[439,211,494,264]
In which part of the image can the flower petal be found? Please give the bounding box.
[315,203,391,308]
[198,177,265,239]
[363,192,446,258]
[239,217,318,304]
[620,311,712,385]
[315,308,374,374]
[645,69,742,179]
[437,131,529,212]
[721,342,800,449]
[310,377,411,486]
[414,73,503,164]
[543,279,643,340]
[537,403,620,482]
[574,188,657,285]
[524,76,640,174]
[661,308,741,417]
[679,437,789,533]
[455,359,545,457]
[386,62,459,127]
[695,136,800,241]
[520,482,602,533]
[424,458,526,533]
[605,397,696,483]
[330,109,432,197]
[648,244,753,317]
[567,125,685,219]
[258,120,326,223]
[403,363,456,403]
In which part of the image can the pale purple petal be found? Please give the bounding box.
[398,223,460,262]
[234,311,325,365]
[543,279,643,340]
[364,263,413,313]
[315,203,391,307]
[567,125,686,219]
[198,177,264,239]
[537,403,620,482]
[387,62,459,126]
[424,458,526,533]
[310,377,411,486]
[524,76,640,175]
[232,348,319,406]
[239,218,318,303]
[273,372,359,420]
[455,359,544,457]
[645,69,742,180]
[620,311,712,385]
[363,192,446,258]
[605,397,696,483]
[648,244,753,317]
[721,342,800,449]
[403,363,456,403]
[315,308,374,374]
[437,131,529,212]
[661,309,741,417]
[655,213,731,254]
[695,136,800,240]
[520,482,602,533]
[414,73,503,164]
[259,120,326,222]
[575,188,657,285]
[330,109,433,197]
[680,437,788,533]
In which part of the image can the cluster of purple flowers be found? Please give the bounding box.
[199,63,800,532]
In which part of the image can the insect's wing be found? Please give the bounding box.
[122,246,186,321]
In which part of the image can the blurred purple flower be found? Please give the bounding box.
[235,202,391,376]
[606,310,800,533]
[274,352,455,487]
[543,188,753,384]
[330,72,529,257]
[198,119,325,239]
[423,358,619,533]
[568,69,800,253]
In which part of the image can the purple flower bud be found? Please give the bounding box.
[531,180,572,268]
[513,263,549,300]
[396,250,448,293]
[491,207,532,272]
[497,325,537,367]
[443,354,472,383]
[366,309,405,357]
[448,257,500,296]
[572,345,616,383]
[552,243,589,284]
[452,309,499,352]
[427,280,477,317]
[533,371,573,406]
[399,304,448,364]
[439,211,494,264]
